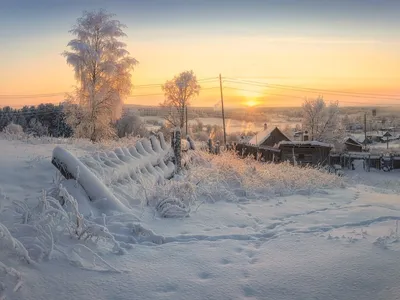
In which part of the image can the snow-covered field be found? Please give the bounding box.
[1,134,400,300]
[370,140,400,152]
[143,116,300,134]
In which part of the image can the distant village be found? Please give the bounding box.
[233,123,400,173]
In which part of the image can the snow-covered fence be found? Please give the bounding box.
[51,133,176,212]
[329,152,400,172]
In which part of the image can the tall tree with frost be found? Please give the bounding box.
[160,70,200,130]
[63,10,138,142]
[302,96,344,144]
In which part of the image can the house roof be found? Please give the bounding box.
[278,141,333,148]
[258,145,281,153]
[343,136,363,147]
[247,127,290,146]
[382,132,392,137]
[350,133,367,144]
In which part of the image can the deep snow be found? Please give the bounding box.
[1,135,400,300]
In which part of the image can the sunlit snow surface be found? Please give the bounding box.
[0,134,399,300]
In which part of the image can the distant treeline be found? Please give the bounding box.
[0,103,73,137]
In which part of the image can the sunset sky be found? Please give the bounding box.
[0,0,399,108]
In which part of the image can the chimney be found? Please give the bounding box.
[303,130,309,141]
[264,123,267,130]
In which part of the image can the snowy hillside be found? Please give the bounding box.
[1,135,400,300]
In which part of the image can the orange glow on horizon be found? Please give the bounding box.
[243,99,261,107]
[0,35,399,108]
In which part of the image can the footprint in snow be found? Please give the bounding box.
[155,283,179,293]
[198,271,213,280]
[248,258,258,264]
[220,258,231,265]
[246,250,256,258]
[234,247,244,253]
[242,285,257,297]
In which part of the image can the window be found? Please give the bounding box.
[298,154,305,160]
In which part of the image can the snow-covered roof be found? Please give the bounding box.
[343,136,363,146]
[258,145,281,153]
[278,141,333,148]
[247,127,290,146]
[350,133,367,143]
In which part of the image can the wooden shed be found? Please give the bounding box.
[278,141,332,166]
[343,137,363,152]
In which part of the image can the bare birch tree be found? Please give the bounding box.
[62,10,138,142]
[160,70,200,129]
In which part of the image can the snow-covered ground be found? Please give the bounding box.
[1,135,400,300]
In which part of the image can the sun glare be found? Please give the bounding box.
[245,99,259,107]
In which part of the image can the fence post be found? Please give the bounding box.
[171,130,175,149]
[173,128,182,173]
[207,138,213,153]
[215,141,221,155]
[187,135,196,150]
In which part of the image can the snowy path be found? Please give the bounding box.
[1,138,400,300]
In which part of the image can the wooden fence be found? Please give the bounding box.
[329,152,400,172]
[51,131,191,213]
[234,142,400,172]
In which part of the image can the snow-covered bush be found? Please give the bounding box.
[2,123,24,135]
[116,114,148,138]
[26,118,49,137]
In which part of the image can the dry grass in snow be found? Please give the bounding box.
[185,151,345,202]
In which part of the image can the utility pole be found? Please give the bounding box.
[185,106,188,137]
[364,112,367,151]
[219,74,227,146]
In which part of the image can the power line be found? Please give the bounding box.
[127,86,220,98]
[224,78,400,100]
[132,77,218,89]
[226,77,400,97]
[0,93,66,99]
[0,77,219,99]
[224,86,304,99]
[224,75,400,81]
[223,86,400,106]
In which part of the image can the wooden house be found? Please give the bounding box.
[278,141,332,166]
[247,125,291,147]
[240,125,290,161]
[343,137,363,152]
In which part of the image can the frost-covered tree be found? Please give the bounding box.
[302,96,344,143]
[116,113,148,138]
[62,10,138,142]
[160,70,200,129]
[26,118,49,137]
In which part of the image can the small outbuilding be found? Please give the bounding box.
[278,141,332,166]
[343,136,363,152]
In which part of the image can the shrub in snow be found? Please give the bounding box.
[116,114,149,138]
[2,123,24,135]
[156,197,190,218]
[26,118,49,137]
[183,150,344,202]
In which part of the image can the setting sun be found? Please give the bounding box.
[244,99,260,107]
